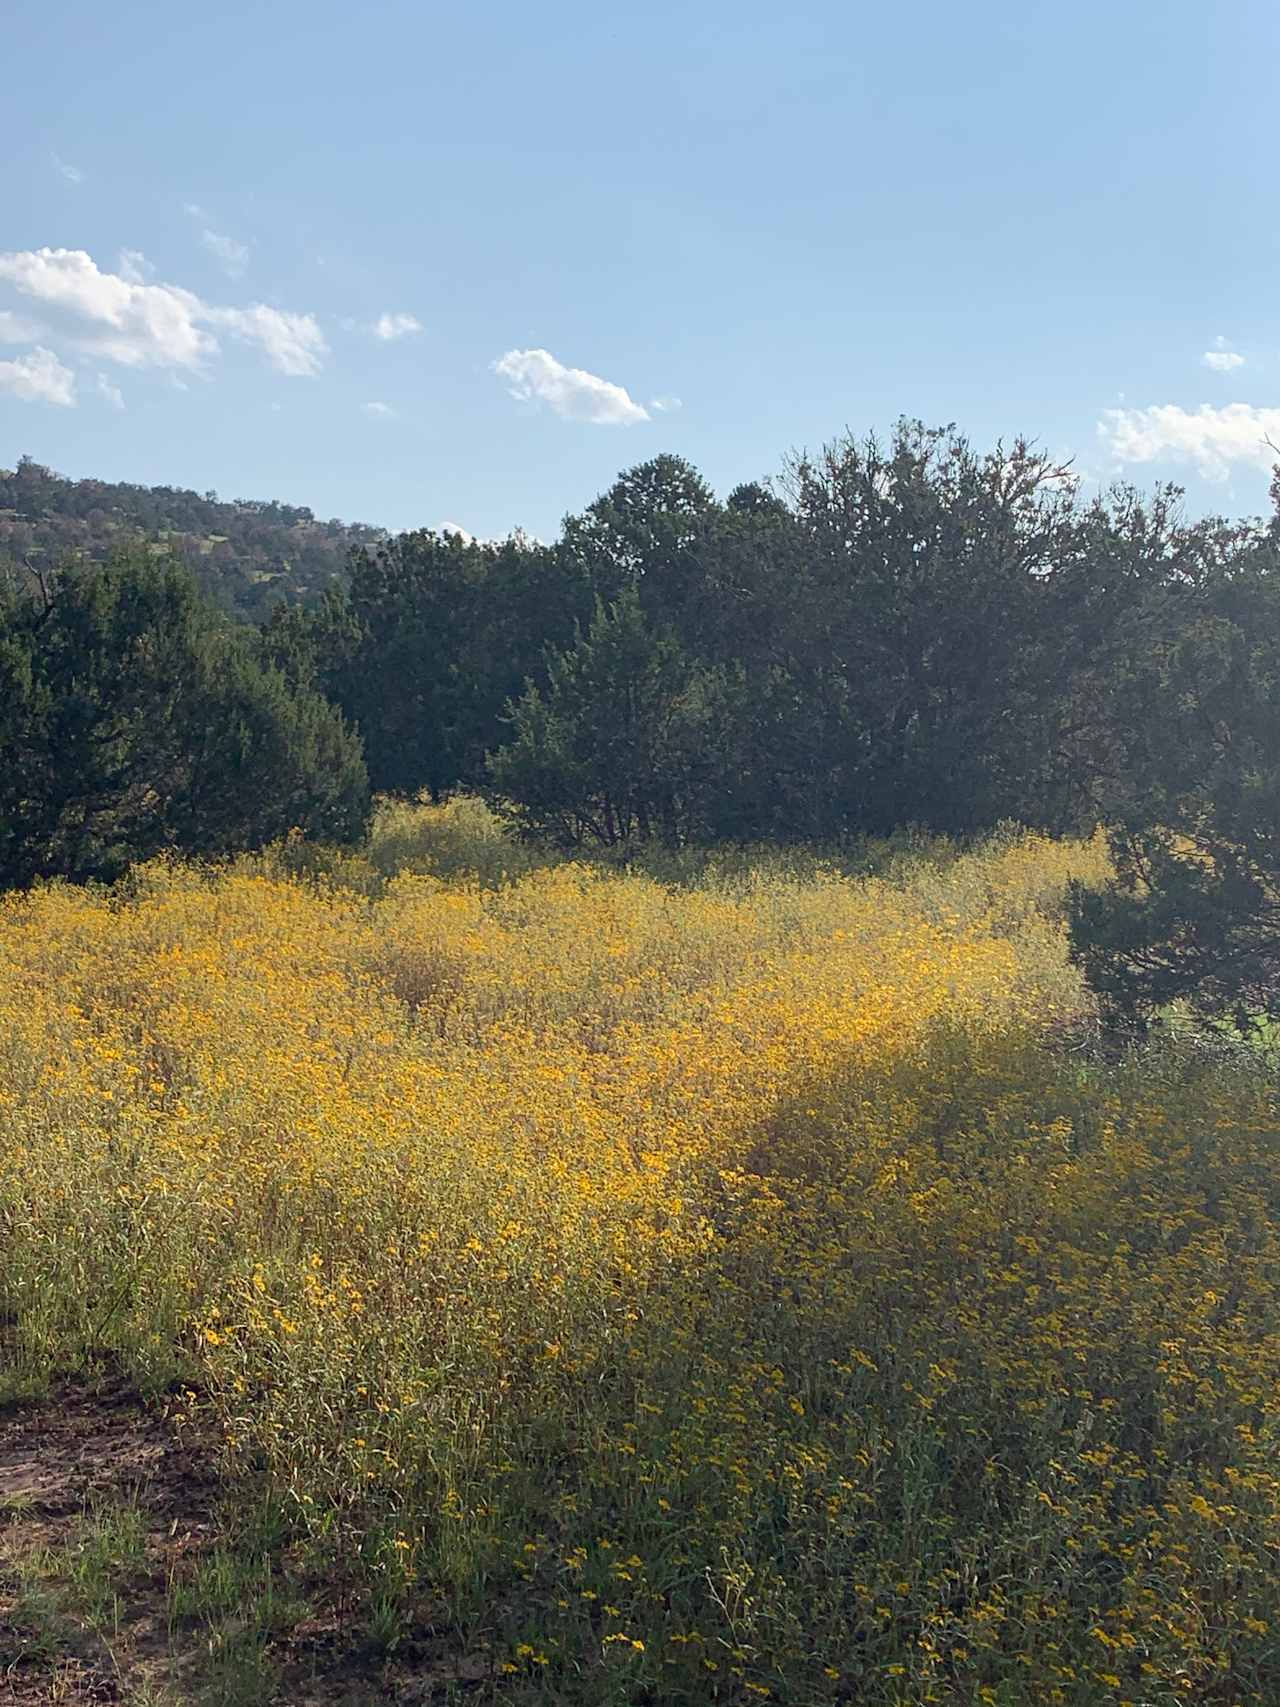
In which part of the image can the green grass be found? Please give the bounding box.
[0,1491,319,1707]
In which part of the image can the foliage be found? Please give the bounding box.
[8,817,1280,1702]
[0,552,369,886]
[13,429,1277,871]
[282,526,591,799]
[310,425,1245,849]
[0,453,384,621]
[559,451,721,623]
[9,430,1280,1043]
[1070,531,1280,1032]
[778,424,1079,835]
[488,589,743,846]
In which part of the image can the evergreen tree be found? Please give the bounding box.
[488,589,733,848]
[560,454,720,629]
[1069,518,1280,1033]
[0,553,369,887]
[785,422,1087,836]
[317,528,589,799]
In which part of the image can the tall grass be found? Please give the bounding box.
[2,806,1277,1703]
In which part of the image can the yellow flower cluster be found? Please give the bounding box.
[2,807,1277,1703]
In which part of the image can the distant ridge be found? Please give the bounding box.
[0,454,386,621]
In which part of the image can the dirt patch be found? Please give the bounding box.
[0,1379,498,1704]
[0,1651,122,1705]
[0,1374,215,1536]
[0,1374,215,1703]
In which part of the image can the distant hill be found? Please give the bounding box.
[0,455,386,621]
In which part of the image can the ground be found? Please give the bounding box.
[0,1375,491,1706]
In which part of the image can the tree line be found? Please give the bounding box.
[3,420,1278,1028]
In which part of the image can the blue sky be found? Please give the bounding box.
[1,0,1277,539]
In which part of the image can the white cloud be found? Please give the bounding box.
[650,394,683,413]
[0,346,76,406]
[372,311,422,341]
[493,347,649,425]
[437,522,545,547]
[97,372,125,410]
[0,247,214,369]
[117,248,154,283]
[0,248,326,377]
[362,400,396,417]
[208,304,327,376]
[1202,335,1245,373]
[199,228,250,279]
[1099,402,1280,481]
[53,155,84,185]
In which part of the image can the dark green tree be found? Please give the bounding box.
[560,454,720,636]
[1069,509,1280,1033]
[0,553,369,887]
[785,422,1092,837]
[547,459,838,843]
[314,528,589,799]
[488,589,735,848]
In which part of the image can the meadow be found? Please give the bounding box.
[2,801,1278,1705]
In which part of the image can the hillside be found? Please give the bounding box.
[0,454,386,621]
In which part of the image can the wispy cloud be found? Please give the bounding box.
[0,346,77,406]
[0,247,327,377]
[1202,335,1245,373]
[184,204,250,279]
[650,394,682,413]
[372,311,422,341]
[493,347,649,425]
[362,400,396,417]
[208,304,327,376]
[96,372,125,410]
[1098,402,1280,480]
[53,154,84,185]
[200,228,250,280]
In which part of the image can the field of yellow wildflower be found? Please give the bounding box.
[2,802,1278,1704]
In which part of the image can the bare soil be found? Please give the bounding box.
[0,1378,501,1705]
[0,1373,215,1703]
